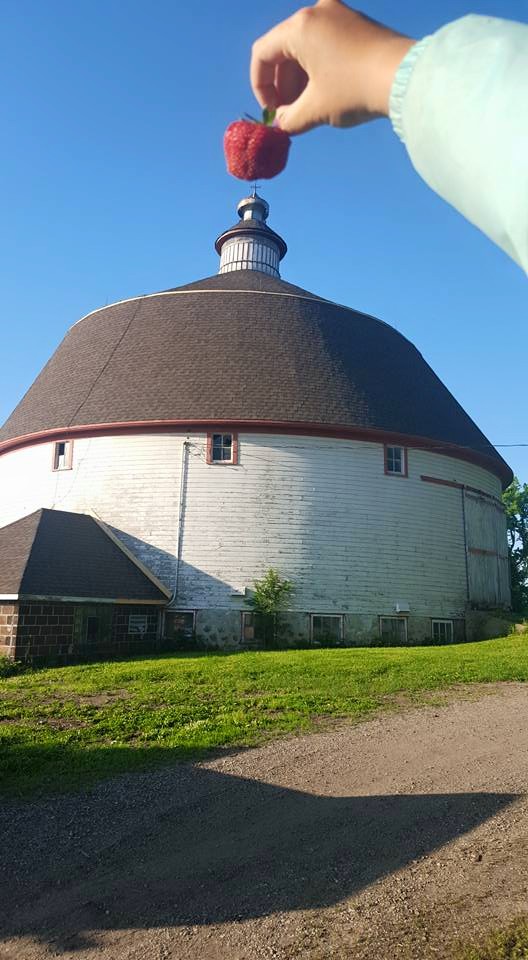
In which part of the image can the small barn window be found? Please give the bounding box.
[85,616,99,642]
[242,611,255,643]
[311,614,344,645]
[385,445,407,477]
[128,613,149,635]
[380,617,407,643]
[432,619,454,643]
[206,432,238,465]
[165,611,195,642]
[241,611,274,646]
[52,440,73,471]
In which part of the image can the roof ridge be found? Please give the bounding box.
[92,517,171,599]
[0,507,169,601]
[10,509,44,595]
[69,288,403,341]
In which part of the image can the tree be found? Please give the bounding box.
[502,477,528,615]
[249,568,294,646]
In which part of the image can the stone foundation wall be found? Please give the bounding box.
[466,610,513,643]
[3,600,511,662]
[189,609,468,650]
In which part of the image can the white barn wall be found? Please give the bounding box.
[0,431,509,627]
[179,435,468,616]
[0,435,183,588]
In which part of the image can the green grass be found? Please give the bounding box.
[456,918,528,959]
[1,636,527,797]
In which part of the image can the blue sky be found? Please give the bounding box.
[2,0,527,483]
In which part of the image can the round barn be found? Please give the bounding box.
[0,195,512,661]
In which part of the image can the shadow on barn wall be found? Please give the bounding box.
[107,525,255,648]
[108,525,237,613]
[107,526,178,591]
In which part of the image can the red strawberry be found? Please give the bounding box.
[224,109,291,181]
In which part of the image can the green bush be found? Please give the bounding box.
[0,656,27,678]
[456,917,528,959]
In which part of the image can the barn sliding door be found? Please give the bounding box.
[463,490,510,608]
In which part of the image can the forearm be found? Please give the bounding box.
[389,15,528,273]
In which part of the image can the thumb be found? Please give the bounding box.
[276,83,322,135]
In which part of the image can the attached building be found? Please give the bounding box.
[0,508,169,661]
[0,194,512,660]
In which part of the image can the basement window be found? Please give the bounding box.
[379,617,408,643]
[85,616,99,642]
[241,611,274,646]
[165,611,195,642]
[432,619,454,643]
[52,440,73,471]
[242,611,256,643]
[128,613,149,635]
[207,432,238,465]
[311,614,344,645]
[385,445,407,477]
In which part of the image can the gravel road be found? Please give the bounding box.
[1,683,527,960]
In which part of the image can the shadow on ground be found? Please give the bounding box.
[0,744,517,954]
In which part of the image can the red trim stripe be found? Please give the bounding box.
[420,474,504,506]
[420,474,463,491]
[0,419,510,485]
[468,547,508,559]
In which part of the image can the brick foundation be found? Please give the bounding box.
[15,602,75,661]
[111,606,161,654]
[4,600,163,664]
[0,604,19,659]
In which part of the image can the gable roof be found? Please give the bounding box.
[0,269,512,486]
[0,509,169,602]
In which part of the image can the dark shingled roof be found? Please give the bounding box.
[214,217,287,259]
[0,270,511,484]
[0,509,168,601]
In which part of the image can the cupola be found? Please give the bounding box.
[215,192,287,277]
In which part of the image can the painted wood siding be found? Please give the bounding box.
[0,435,183,589]
[0,432,507,614]
[177,435,474,615]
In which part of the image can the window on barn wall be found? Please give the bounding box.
[242,611,256,643]
[52,440,73,471]
[128,613,149,635]
[241,611,274,646]
[206,432,239,465]
[165,611,195,643]
[311,615,344,645]
[384,445,407,476]
[379,617,407,643]
[85,616,99,642]
[432,619,454,643]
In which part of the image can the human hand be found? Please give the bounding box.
[250,0,414,134]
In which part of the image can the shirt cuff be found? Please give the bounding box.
[389,36,432,141]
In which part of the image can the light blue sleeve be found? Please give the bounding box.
[389,15,528,273]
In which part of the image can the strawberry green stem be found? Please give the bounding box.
[242,108,276,126]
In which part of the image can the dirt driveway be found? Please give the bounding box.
[1,683,528,960]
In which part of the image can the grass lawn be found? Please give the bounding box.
[1,636,527,798]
